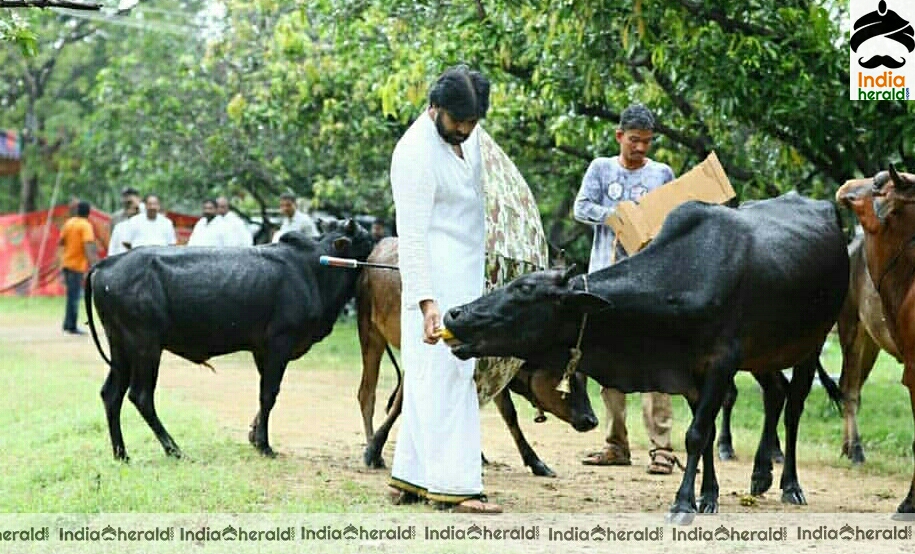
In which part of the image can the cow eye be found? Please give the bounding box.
[519,283,534,295]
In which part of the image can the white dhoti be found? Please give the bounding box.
[391,304,482,500]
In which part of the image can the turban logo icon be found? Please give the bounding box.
[851,0,915,69]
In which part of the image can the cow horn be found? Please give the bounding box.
[890,164,902,187]
[345,218,357,234]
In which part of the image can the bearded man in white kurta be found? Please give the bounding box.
[387,65,502,514]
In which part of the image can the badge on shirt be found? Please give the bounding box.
[631,185,648,200]
[606,182,623,201]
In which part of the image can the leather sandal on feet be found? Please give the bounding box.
[435,494,503,514]
[647,448,684,475]
[581,445,631,466]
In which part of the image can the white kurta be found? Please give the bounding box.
[187,216,227,247]
[389,110,486,500]
[123,213,177,247]
[220,212,254,246]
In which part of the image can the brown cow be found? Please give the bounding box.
[837,166,915,518]
[835,233,902,464]
[356,237,598,477]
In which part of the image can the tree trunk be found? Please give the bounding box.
[19,171,38,214]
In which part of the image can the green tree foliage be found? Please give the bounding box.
[4,0,912,264]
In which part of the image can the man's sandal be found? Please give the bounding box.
[647,448,685,475]
[436,494,503,514]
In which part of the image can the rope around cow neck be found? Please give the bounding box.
[556,273,588,398]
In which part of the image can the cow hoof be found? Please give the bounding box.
[114,448,129,463]
[892,501,915,521]
[529,461,557,478]
[256,445,277,458]
[750,471,773,496]
[781,486,807,505]
[165,448,183,459]
[699,497,719,514]
[850,444,866,465]
[363,444,385,469]
[717,443,736,461]
[665,505,697,526]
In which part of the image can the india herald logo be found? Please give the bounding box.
[851,0,914,68]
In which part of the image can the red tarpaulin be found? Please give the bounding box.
[0,205,199,296]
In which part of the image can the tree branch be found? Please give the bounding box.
[473,0,486,20]
[672,0,773,38]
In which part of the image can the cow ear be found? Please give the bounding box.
[560,290,613,314]
[344,219,357,235]
[333,236,351,252]
[890,164,915,194]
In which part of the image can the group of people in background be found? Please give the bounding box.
[58,187,386,335]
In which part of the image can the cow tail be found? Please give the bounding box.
[384,344,401,413]
[816,359,843,411]
[84,266,112,367]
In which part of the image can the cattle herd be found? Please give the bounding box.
[81,167,915,521]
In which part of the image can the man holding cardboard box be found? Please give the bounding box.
[573,104,680,475]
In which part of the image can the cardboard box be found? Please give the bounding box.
[605,151,736,255]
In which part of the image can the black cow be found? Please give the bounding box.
[85,219,375,462]
[442,192,849,519]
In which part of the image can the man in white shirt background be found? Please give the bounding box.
[272,192,320,243]
[107,196,140,256]
[187,199,226,247]
[216,196,254,246]
[122,194,177,249]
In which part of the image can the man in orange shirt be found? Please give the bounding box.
[59,200,98,335]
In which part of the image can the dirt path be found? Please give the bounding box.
[6,318,906,514]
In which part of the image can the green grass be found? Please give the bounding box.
[0,297,388,513]
[0,295,913,515]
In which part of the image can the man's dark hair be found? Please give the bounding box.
[619,103,656,131]
[279,192,297,203]
[76,200,91,218]
[428,64,490,121]
[121,187,139,196]
[202,198,217,208]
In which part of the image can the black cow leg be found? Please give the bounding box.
[100,362,130,462]
[252,340,293,457]
[717,379,737,461]
[779,357,816,505]
[493,387,555,477]
[128,352,182,458]
[699,419,720,513]
[248,411,261,447]
[750,371,782,495]
[669,356,736,523]
[770,372,788,465]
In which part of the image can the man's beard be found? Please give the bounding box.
[435,111,468,145]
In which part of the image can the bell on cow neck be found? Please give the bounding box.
[555,375,571,398]
[534,409,546,423]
